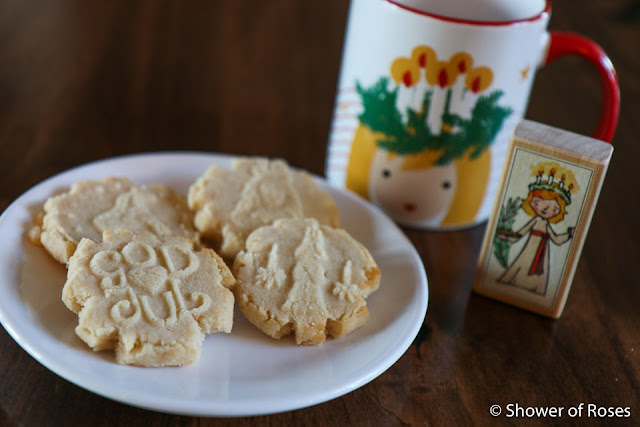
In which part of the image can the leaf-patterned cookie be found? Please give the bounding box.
[30,178,198,264]
[233,218,380,345]
[187,158,340,260]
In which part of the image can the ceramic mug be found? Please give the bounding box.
[326,0,619,229]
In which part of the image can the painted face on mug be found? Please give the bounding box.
[369,151,456,226]
[530,196,560,219]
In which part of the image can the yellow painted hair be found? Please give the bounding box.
[400,150,442,171]
[522,189,567,223]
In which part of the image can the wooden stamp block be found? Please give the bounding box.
[473,120,613,318]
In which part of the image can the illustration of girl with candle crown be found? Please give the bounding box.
[344,45,513,228]
[494,161,578,295]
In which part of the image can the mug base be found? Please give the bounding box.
[395,217,488,231]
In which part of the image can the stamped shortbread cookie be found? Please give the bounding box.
[232,218,381,345]
[30,178,198,264]
[188,158,340,260]
[62,230,235,367]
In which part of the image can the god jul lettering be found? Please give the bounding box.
[345,45,513,227]
[89,241,211,326]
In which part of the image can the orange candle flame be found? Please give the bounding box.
[427,61,458,88]
[411,45,436,69]
[449,52,473,74]
[391,57,420,87]
[465,66,493,93]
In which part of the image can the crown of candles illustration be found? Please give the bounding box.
[528,167,574,205]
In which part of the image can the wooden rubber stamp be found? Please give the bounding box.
[473,120,613,318]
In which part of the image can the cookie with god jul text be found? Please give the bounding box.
[62,230,235,367]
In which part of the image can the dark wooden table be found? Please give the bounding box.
[1,1,638,425]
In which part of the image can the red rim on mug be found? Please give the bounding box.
[385,0,551,26]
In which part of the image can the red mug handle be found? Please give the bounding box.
[545,31,620,143]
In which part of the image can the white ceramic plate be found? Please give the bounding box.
[0,152,428,417]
